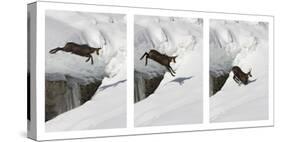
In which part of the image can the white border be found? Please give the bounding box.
[34,1,274,141]
[203,17,210,124]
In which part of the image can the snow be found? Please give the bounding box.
[45,10,126,82]
[210,20,269,122]
[46,78,127,131]
[134,15,203,126]
[44,11,268,131]
[134,15,202,77]
[45,10,126,131]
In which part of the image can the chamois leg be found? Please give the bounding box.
[168,65,176,74]
[95,49,100,55]
[85,55,94,65]
[90,55,94,65]
[85,55,91,62]
[235,77,241,85]
[140,52,149,65]
[145,56,149,66]
[169,70,175,77]
[166,66,175,77]
[233,76,238,83]
[233,76,241,85]
[140,52,148,60]
[49,48,63,54]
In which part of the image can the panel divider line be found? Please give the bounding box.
[203,17,210,124]
[126,13,134,128]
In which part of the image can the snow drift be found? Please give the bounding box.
[209,20,269,122]
[134,15,203,126]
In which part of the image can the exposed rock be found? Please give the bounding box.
[45,74,101,121]
[134,71,164,103]
[45,80,67,121]
[209,73,229,97]
[80,82,101,104]
[144,76,164,95]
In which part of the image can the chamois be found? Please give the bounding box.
[49,42,102,65]
[232,66,252,85]
[140,49,177,76]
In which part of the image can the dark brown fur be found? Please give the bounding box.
[49,42,101,65]
[140,49,177,76]
[232,66,252,85]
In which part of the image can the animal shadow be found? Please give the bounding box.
[248,78,257,84]
[169,76,193,85]
[98,79,127,91]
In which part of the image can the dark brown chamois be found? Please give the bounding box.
[232,66,252,85]
[49,42,102,65]
[140,49,177,76]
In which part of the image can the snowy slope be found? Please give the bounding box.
[134,16,203,126]
[46,77,127,131]
[135,52,203,126]
[210,20,269,122]
[45,10,127,131]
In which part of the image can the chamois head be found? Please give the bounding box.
[171,56,178,63]
[90,47,102,55]
[247,68,252,77]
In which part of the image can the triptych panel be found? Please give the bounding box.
[27,1,273,141]
[44,10,269,130]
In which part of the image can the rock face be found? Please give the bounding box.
[209,73,229,97]
[134,71,164,103]
[45,74,101,121]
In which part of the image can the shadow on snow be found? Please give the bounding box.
[98,79,127,91]
[168,76,194,85]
